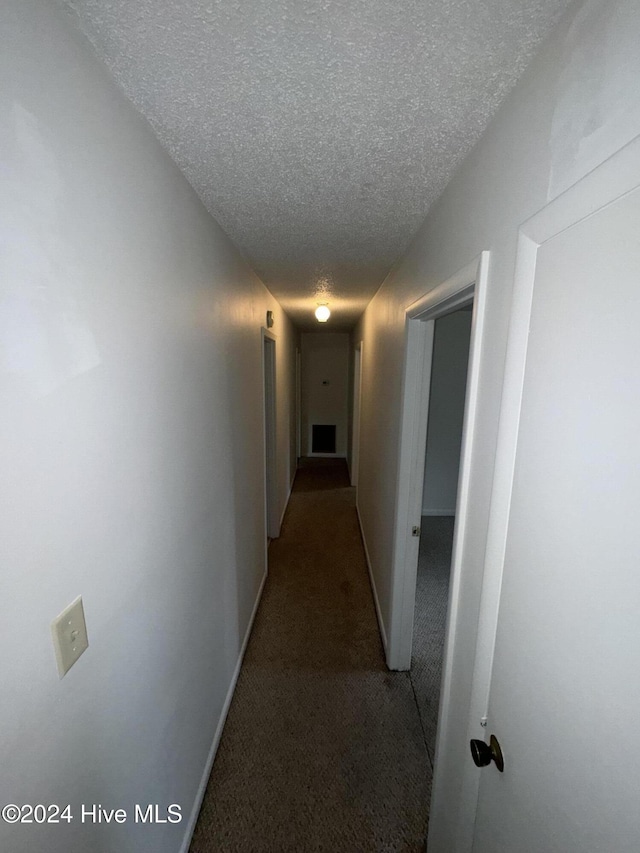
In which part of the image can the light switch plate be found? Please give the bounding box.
[51,596,89,678]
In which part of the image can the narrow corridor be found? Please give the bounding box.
[190,459,431,852]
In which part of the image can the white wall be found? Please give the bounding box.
[422,309,472,515]
[353,0,640,849]
[300,332,349,457]
[0,2,296,851]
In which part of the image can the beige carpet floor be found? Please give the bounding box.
[190,458,431,852]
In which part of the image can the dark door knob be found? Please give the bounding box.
[470,734,504,772]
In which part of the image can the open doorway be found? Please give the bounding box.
[295,347,301,463]
[263,329,279,542]
[386,252,489,846]
[350,342,363,488]
[411,308,472,764]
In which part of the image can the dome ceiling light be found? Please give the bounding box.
[315,304,331,323]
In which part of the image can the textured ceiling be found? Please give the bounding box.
[64,0,571,330]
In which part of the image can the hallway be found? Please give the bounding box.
[5,4,639,852]
[190,460,431,852]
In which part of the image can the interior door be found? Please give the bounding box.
[472,183,640,851]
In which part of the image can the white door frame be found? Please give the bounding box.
[262,328,279,542]
[295,347,301,461]
[385,252,489,853]
[387,251,489,674]
[351,341,363,488]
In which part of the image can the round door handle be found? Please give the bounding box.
[470,734,504,772]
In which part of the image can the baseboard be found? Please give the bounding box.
[279,473,296,531]
[356,502,388,654]
[179,568,268,853]
[422,508,456,516]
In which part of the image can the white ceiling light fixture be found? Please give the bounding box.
[315,304,331,323]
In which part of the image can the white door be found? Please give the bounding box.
[472,178,640,850]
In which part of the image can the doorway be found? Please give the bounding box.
[411,308,472,765]
[388,253,489,671]
[263,329,279,541]
[386,252,489,845]
[295,347,301,462]
[351,342,363,488]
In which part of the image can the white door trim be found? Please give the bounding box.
[295,347,301,461]
[388,252,489,851]
[388,251,489,674]
[262,328,279,543]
